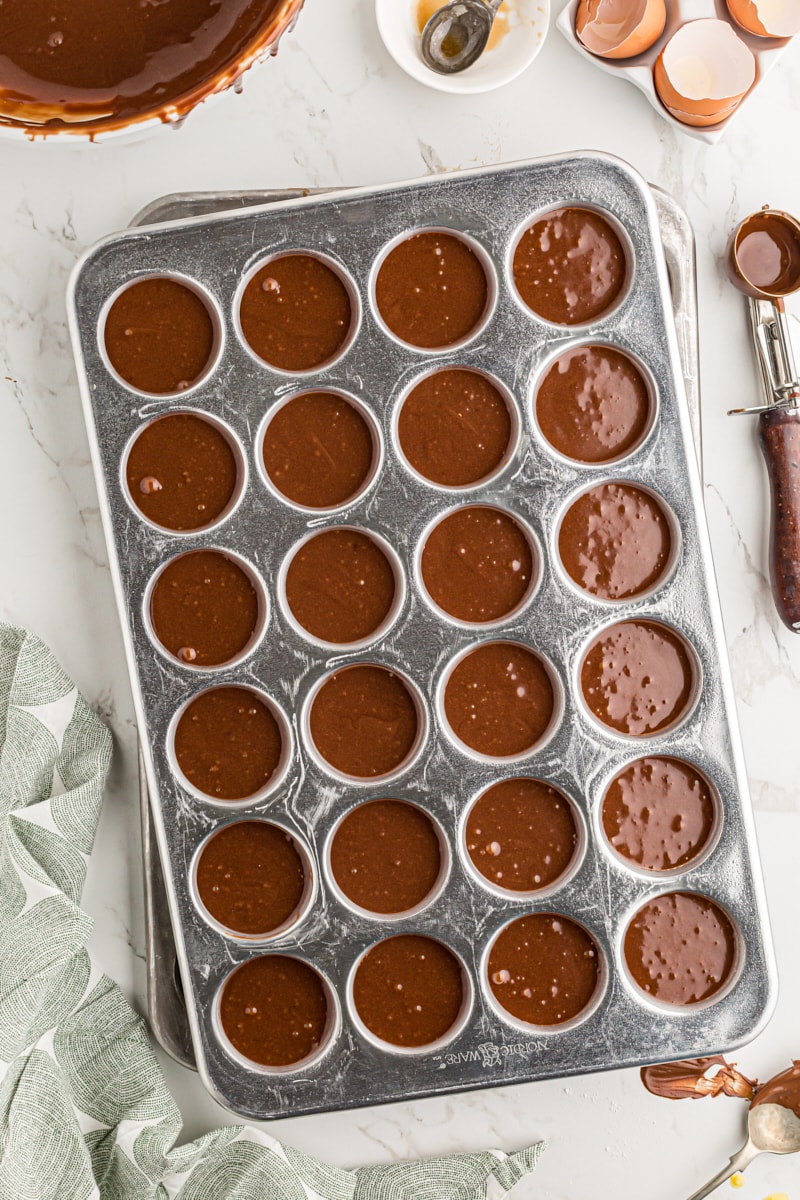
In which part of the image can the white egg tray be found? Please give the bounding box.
[557,0,795,143]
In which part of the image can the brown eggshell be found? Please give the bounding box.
[662,98,743,126]
[654,20,756,120]
[726,0,800,38]
[576,0,666,58]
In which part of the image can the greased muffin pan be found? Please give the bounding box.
[70,154,775,1119]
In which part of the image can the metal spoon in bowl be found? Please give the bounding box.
[420,0,503,73]
[684,1100,800,1199]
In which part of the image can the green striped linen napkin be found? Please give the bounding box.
[0,623,544,1200]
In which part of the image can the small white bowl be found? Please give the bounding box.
[376,0,550,94]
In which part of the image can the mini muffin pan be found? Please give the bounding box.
[70,155,775,1119]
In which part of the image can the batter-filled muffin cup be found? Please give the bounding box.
[512,207,630,327]
[534,344,654,465]
[306,663,426,782]
[600,756,719,874]
[169,684,291,805]
[440,641,561,762]
[395,367,518,489]
[122,410,245,534]
[192,819,314,940]
[258,389,381,511]
[579,619,699,737]
[463,777,583,898]
[484,912,605,1032]
[280,527,404,649]
[419,505,538,626]
[102,275,221,397]
[237,252,358,373]
[556,481,676,602]
[349,934,472,1053]
[146,548,268,669]
[622,891,740,1008]
[327,799,448,918]
[216,954,338,1073]
[373,228,494,351]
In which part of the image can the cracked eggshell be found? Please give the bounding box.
[727,0,800,38]
[654,19,756,125]
[576,0,666,58]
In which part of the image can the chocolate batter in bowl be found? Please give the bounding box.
[511,206,630,327]
[622,891,740,1008]
[306,663,426,782]
[419,505,537,626]
[395,367,518,489]
[441,640,560,761]
[170,684,290,804]
[216,953,338,1072]
[122,410,244,534]
[349,934,472,1052]
[0,0,303,138]
[281,527,403,648]
[328,799,447,918]
[238,252,357,373]
[484,912,605,1032]
[258,389,381,511]
[102,276,220,397]
[193,818,313,939]
[146,548,267,669]
[373,228,493,351]
[579,618,699,737]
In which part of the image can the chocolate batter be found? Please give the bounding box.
[174,686,283,800]
[581,620,694,736]
[558,482,672,600]
[262,391,375,509]
[104,278,215,396]
[641,1056,756,1101]
[624,892,737,1006]
[330,799,442,914]
[536,345,651,464]
[640,1056,800,1116]
[309,665,419,778]
[488,913,600,1026]
[444,642,555,758]
[513,207,627,325]
[126,413,238,532]
[150,550,260,667]
[0,0,290,132]
[421,506,534,624]
[375,231,489,350]
[736,212,800,295]
[752,1063,800,1117]
[352,934,464,1047]
[602,756,716,871]
[219,954,329,1067]
[240,254,352,372]
[196,820,306,935]
[397,368,512,487]
[285,529,396,644]
[466,778,578,892]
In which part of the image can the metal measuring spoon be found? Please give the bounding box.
[685,1100,800,1199]
[420,0,503,73]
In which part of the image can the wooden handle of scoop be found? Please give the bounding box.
[759,405,800,632]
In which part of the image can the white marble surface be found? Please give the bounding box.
[1,3,800,1195]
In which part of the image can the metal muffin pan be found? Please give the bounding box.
[70,154,776,1119]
